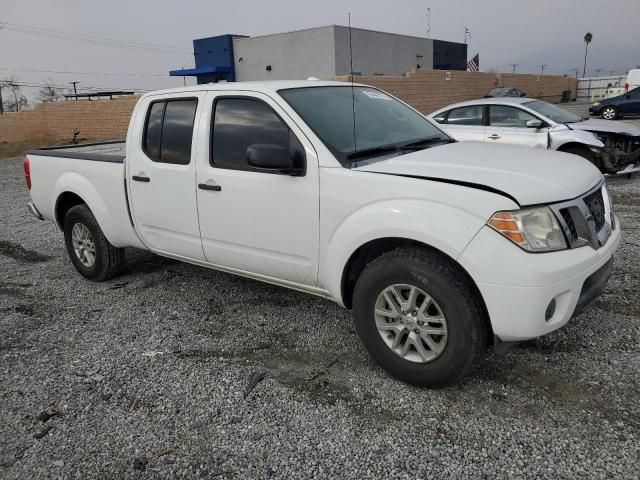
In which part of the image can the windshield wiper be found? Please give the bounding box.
[398,136,454,151]
[346,145,399,160]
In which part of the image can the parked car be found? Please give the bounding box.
[430,97,640,175]
[485,87,527,98]
[590,86,640,120]
[25,81,619,387]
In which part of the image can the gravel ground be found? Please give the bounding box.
[1,154,639,479]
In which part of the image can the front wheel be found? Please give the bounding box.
[352,248,489,387]
[601,106,618,120]
[63,204,125,281]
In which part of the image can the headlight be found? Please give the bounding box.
[592,102,601,106]
[488,207,567,252]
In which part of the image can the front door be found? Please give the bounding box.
[485,105,548,149]
[195,91,319,286]
[127,93,206,260]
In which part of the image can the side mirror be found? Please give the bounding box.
[526,119,544,129]
[247,144,295,173]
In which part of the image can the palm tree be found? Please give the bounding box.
[583,32,593,78]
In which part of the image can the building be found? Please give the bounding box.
[169,25,468,84]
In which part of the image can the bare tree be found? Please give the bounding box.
[0,77,28,112]
[38,80,63,103]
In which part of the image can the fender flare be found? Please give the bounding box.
[320,198,492,305]
[52,172,123,246]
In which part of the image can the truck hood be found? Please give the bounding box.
[569,118,640,136]
[354,141,603,206]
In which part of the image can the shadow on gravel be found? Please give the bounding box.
[0,240,52,263]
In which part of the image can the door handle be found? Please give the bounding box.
[198,183,222,192]
[132,175,150,182]
[488,134,501,140]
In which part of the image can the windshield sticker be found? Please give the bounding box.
[361,90,392,100]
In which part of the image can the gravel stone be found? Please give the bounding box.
[1,143,639,478]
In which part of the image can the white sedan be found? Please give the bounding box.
[428,98,640,175]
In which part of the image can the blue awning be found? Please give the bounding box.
[169,65,232,77]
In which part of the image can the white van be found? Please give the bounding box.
[625,69,640,92]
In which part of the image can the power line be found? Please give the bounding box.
[0,67,168,78]
[0,20,191,55]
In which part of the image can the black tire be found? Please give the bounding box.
[601,106,618,120]
[63,204,125,281]
[352,247,488,387]
[561,145,603,171]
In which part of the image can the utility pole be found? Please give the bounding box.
[71,81,79,101]
[510,64,519,74]
[426,8,431,38]
[569,68,579,79]
[595,68,602,77]
[609,70,615,76]
[540,64,548,75]
[0,84,3,115]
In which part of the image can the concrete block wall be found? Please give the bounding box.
[333,70,577,114]
[0,96,138,143]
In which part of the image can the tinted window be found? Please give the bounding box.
[160,100,197,165]
[143,102,164,160]
[279,86,448,162]
[142,99,197,165]
[212,98,296,171]
[447,106,484,125]
[489,105,537,127]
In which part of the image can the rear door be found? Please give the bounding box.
[438,105,485,142]
[618,87,640,115]
[195,91,319,286]
[127,93,205,260]
[485,105,548,149]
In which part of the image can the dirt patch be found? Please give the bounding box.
[0,240,52,263]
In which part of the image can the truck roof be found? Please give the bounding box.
[142,80,357,98]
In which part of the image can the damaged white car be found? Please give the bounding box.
[430,97,640,175]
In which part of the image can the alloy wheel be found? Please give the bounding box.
[374,284,448,363]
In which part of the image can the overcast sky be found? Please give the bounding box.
[2,0,639,100]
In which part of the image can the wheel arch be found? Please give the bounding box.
[339,236,494,343]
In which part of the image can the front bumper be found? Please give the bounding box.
[589,105,603,115]
[458,219,621,341]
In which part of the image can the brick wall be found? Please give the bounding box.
[0,71,577,144]
[333,70,577,115]
[0,96,138,143]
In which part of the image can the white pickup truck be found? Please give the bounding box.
[25,81,620,387]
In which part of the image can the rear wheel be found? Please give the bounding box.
[352,247,488,387]
[63,204,125,281]
[601,106,618,120]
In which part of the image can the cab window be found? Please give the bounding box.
[142,99,198,165]
[211,97,305,173]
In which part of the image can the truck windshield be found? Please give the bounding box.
[524,100,583,124]
[278,86,450,165]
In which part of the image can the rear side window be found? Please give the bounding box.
[143,99,197,165]
[446,106,484,125]
[212,97,304,172]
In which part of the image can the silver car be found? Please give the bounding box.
[429,98,640,175]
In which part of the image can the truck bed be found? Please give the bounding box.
[27,140,126,163]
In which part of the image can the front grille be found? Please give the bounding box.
[583,188,605,231]
[551,182,613,250]
[560,209,578,244]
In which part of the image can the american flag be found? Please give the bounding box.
[467,53,480,72]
